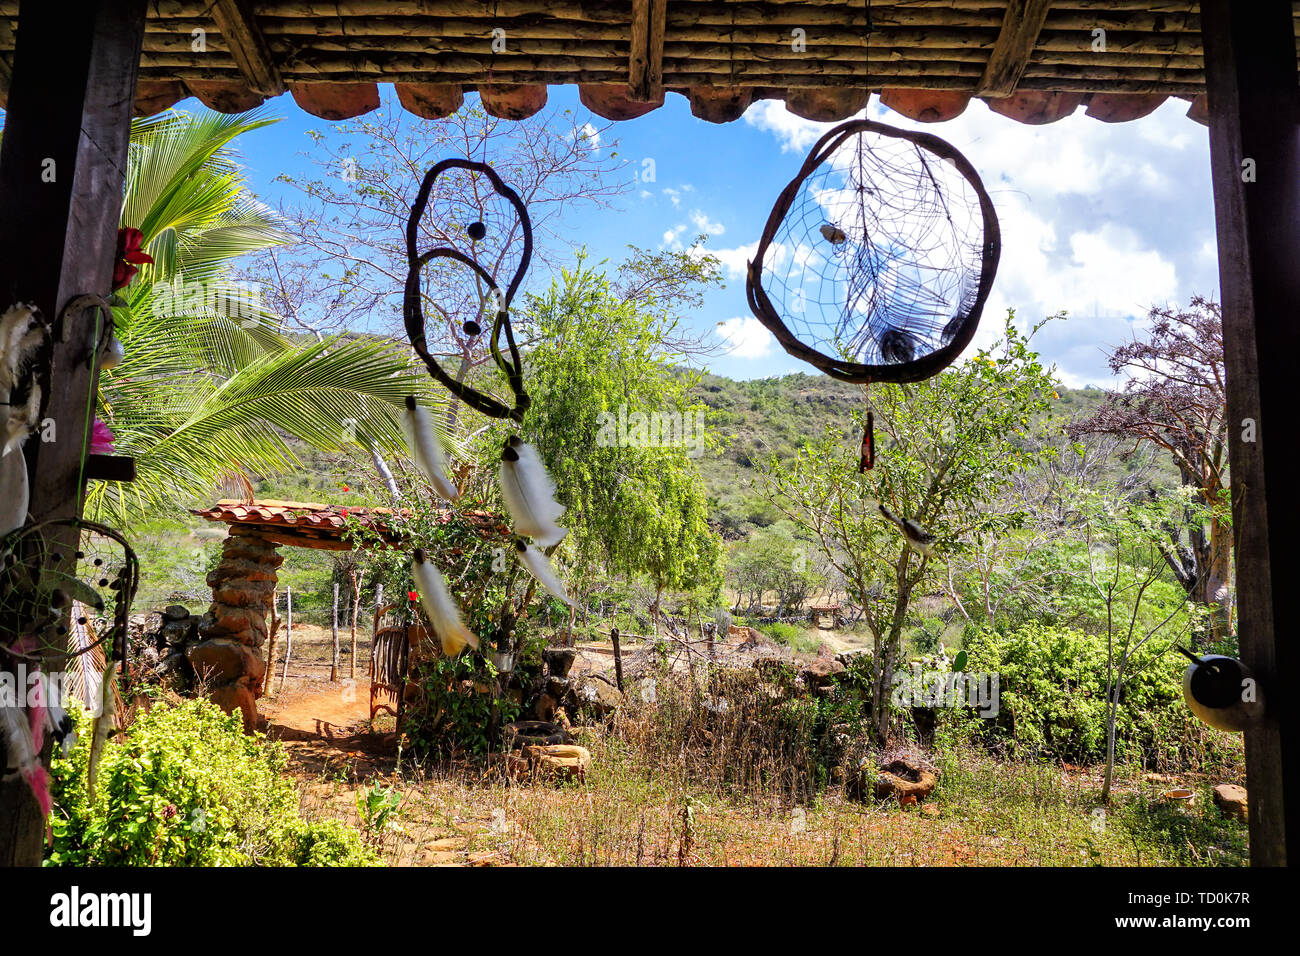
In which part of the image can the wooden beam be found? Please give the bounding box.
[0,0,146,868]
[629,0,667,102]
[1202,0,1300,868]
[208,0,285,96]
[976,0,1054,97]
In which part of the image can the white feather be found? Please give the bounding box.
[519,543,574,607]
[1,704,38,776]
[499,440,566,547]
[403,396,458,500]
[0,443,29,539]
[412,549,478,655]
[0,303,44,394]
[87,662,118,802]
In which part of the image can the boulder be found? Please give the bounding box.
[1213,783,1248,822]
[543,647,577,678]
[799,657,845,687]
[524,744,591,781]
[531,693,558,723]
[573,676,623,718]
[161,604,190,622]
[209,681,257,734]
[187,638,265,686]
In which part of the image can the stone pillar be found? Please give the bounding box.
[191,527,282,732]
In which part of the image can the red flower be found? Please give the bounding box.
[341,507,349,517]
[112,227,154,290]
[408,590,418,602]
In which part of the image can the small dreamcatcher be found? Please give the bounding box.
[745,118,1000,551]
[401,158,572,662]
[1,517,140,814]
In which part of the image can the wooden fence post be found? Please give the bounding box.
[279,586,293,694]
[331,581,340,682]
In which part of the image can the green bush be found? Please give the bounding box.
[962,623,1238,769]
[46,698,376,866]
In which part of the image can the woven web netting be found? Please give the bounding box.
[757,127,989,369]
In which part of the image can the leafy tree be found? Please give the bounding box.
[758,315,1059,741]
[505,258,723,627]
[727,521,823,617]
[1068,298,1231,643]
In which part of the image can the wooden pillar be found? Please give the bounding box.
[0,0,145,868]
[1201,0,1300,867]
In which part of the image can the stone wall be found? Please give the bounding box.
[192,527,282,732]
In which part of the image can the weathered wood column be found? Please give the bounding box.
[1202,0,1300,867]
[0,0,145,867]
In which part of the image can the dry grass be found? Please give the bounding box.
[283,667,1248,868]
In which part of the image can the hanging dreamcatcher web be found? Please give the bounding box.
[747,119,1000,385]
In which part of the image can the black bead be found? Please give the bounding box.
[463,320,481,336]
[467,221,486,241]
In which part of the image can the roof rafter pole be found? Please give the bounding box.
[1201,0,1300,867]
[628,0,667,102]
[208,0,286,96]
[0,0,146,868]
[976,0,1054,96]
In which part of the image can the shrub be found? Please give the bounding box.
[961,623,1239,769]
[46,698,376,866]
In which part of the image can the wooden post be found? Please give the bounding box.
[330,581,340,682]
[350,570,363,680]
[279,586,293,694]
[1202,0,1300,867]
[265,587,280,699]
[0,0,145,869]
[610,626,624,693]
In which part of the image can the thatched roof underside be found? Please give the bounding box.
[2,2,1297,126]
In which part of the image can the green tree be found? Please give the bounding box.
[506,258,723,627]
[758,315,1059,740]
[90,109,433,522]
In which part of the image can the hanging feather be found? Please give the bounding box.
[865,498,936,556]
[498,437,566,547]
[1,302,46,458]
[0,446,29,539]
[1,703,51,817]
[516,540,574,607]
[403,395,459,500]
[411,548,478,656]
[87,661,118,803]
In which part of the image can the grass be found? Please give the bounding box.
[284,672,1247,868]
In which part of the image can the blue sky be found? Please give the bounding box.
[91,85,1235,386]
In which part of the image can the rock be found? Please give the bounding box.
[799,657,845,687]
[505,720,567,749]
[573,676,623,718]
[543,647,577,678]
[545,676,570,700]
[531,693,557,723]
[729,625,762,645]
[1213,783,1248,822]
[209,682,257,734]
[162,604,190,622]
[187,638,265,686]
[524,744,591,781]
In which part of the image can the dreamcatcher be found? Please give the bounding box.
[401,158,572,659]
[1,517,140,814]
[745,118,1000,551]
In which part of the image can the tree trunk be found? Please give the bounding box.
[1203,510,1234,644]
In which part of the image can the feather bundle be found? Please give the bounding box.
[403,396,458,500]
[1,704,51,817]
[865,498,935,556]
[0,444,29,539]
[87,661,118,803]
[517,540,574,607]
[498,438,566,547]
[411,548,478,656]
[1,303,46,457]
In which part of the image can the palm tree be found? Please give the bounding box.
[89,109,437,522]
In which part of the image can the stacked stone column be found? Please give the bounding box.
[190,527,282,732]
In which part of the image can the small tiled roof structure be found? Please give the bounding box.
[190,498,508,551]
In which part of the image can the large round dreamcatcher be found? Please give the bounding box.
[746,117,1000,552]
[401,158,571,662]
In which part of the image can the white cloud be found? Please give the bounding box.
[689,209,725,235]
[663,187,682,206]
[715,316,776,358]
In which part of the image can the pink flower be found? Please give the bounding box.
[90,419,115,455]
